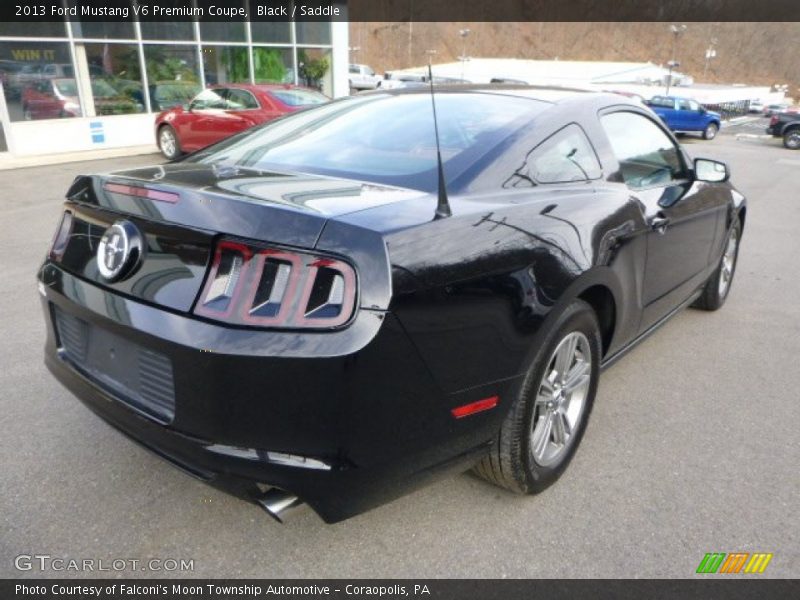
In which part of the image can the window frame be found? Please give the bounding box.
[524,122,604,185]
[597,107,691,192]
[223,88,261,111]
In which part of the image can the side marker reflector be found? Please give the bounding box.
[451,396,499,419]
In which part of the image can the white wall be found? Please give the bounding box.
[8,113,157,157]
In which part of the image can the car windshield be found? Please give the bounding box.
[270,89,328,106]
[189,92,546,191]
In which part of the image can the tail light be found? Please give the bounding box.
[48,211,73,262]
[195,239,357,329]
[769,115,779,127]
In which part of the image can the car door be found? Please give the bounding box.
[255,91,287,123]
[675,98,694,130]
[181,88,230,150]
[686,99,709,132]
[599,110,727,332]
[222,88,263,134]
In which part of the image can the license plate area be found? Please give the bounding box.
[54,306,176,424]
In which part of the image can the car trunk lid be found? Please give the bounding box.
[53,164,413,313]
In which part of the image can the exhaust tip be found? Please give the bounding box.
[257,488,303,523]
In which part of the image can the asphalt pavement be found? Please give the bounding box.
[1,133,798,579]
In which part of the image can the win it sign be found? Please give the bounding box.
[697,552,773,574]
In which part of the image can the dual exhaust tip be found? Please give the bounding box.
[256,488,303,523]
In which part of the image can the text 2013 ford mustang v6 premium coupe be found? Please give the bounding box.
[39,86,745,523]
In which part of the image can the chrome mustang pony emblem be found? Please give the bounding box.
[96,220,144,282]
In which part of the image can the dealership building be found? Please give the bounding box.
[0,17,348,163]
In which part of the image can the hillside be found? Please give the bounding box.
[348,22,800,92]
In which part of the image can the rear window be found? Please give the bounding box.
[190,92,547,192]
[271,89,328,106]
[648,97,675,108]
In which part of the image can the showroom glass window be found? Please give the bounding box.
[0,22,66,38]
[139,22,195,42]
[80,43,145,115]
[0,41,76,122]
[251,22,292,45]
[202,47,250,85]
[253,47,294,84]
[199,1,247,44]
[600,111,687,189]
[296,22,332,45]
[297,48,332,97]
[143,45,202,112]
[67,1,135,40]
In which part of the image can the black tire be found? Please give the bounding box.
[157,124,181,160]
[473,299,601,494]
[703,122,719,140]
[692,217,742,311]
[783,128,800,150]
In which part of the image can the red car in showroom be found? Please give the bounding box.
[155,83,329,159]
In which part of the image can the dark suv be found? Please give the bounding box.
[767,111,800,149]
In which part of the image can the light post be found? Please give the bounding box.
[666,60,680,96]
[703,37,718,80]
[458,28,471,81]
[666,24,687,95]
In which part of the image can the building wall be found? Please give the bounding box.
[0,18,348,158]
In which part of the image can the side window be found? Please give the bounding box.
[504,124,601,188]
[649,96,673,109]
[226,89,259,110]
[688,100,700,111]
[677,99,691,111]
[349,65,360,74]
[191,88,226,110]
[600,111,687,190]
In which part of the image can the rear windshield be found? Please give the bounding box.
[190,92,547,191]
[271,89,328,106]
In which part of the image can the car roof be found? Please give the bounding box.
[367,84,614,105]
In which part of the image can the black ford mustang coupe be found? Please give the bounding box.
[39,87,745,523]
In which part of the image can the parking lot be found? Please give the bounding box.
[1,131,798,579]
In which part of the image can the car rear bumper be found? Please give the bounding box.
[39,263,503,522]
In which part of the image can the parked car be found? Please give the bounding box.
[766,111,800,148]
[748,99,764,113]
[376,72,428,90]
[646,95,722,139]
[21,78,81,120]
[41,89,745,523]
[155,83,329,159]
[348,63,381,91]
[763,103,791,117]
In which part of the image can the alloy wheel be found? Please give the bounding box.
[531,331,592,467]
[159,128,177,158]
[718,227,739,298]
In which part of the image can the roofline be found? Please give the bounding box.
[360,83,596,101]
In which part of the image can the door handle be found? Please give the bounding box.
[649,214,670,234]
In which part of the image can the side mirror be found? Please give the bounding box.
[694,158,729,183]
